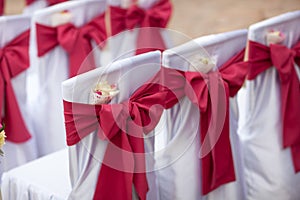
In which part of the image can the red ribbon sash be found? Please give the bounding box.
[64,49,248,198]
[0,30,32,143]
[36,14,107,77]
[248,40,300,172]
[185,49,247,194]
[110,0,172,54]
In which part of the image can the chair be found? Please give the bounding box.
[237,10,300,200]
[62,51,161,199]
[0,15,38,178]
[28,0,107,156]
[156,29,248,200]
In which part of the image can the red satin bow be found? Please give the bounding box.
[64,68,186,200]
[0,30,32,143]
[36,14,107,77]
[184,49,247,194]
[110,0,172,54]
[248,40,300,172]
[26,0,67,6]
[64,50,247,198]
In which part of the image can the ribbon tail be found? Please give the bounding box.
[136,27,166,55]
[94,131,134,200]
[200,75,235,195]
[291,145,300,172]
[4,81,31,143]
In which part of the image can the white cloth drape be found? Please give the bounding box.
[1,149,71,200]
[62,51,161,199]
[237,10,300,200]
[155,29,248,200]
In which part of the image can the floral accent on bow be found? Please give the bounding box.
[90,81,119,105]
[266,30,285,46]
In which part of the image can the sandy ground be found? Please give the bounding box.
[4,0,300,38]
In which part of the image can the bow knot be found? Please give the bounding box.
[126,5,146,29]
[270,43,298,83]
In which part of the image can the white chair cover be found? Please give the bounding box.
[62,51,161,199]
[237,10,300,200]
[28,0,107,156]
[107,0,172,60]
[1,149,71,200]
[156,29,248,200]
[0,15,38,178]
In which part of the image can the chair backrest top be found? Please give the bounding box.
[249,10,300,47]
[32,0,106,26]
[0,15,31,47]
[62,50,161,103]
[163,29,247,71]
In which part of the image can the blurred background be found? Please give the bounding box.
[5,0,300,38]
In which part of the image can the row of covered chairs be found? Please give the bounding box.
[0,0,299,199]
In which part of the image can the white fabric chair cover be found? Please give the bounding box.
[156,29,248,200]
[237,10,300,200]
[1,149,71,200]
[0,15,38,178]
[107,0,172,60]
[28,0,107,156]
[62,51,161,199]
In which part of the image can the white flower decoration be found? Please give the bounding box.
[90,81,119,105]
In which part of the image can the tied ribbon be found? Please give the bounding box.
[64,68,187,200]
[26,0,68,6]
[110,0,172,54]
[36,13,107,78]
[0,30,31,143]
[64,49,248,198]
[184,49,248,194]
[248,40,300,172]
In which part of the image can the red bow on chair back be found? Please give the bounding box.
[0,30,32,143]
[184,49,248,194]
[36,14,107,77]
[64,68,187,200]
[110,0,172,54]
[248,40,300,172]
[26,0,68,6]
